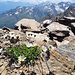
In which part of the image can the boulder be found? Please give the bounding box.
[42,20,52,27]
[2,27,11,32]
[46,22,74,45]
[46,22,74,36]
[14,18,41,31]
[46,22,68,31]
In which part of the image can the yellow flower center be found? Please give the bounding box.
[34,35,36,37]
[43,48,45,51]
[11,33,14,35]
[28,34,30,36]
[42,54,45,58]
[11,36,14,39]
[45,39,47,42]
[49,46,52,50]
[5,36,7,39]
[16,36,19,39]
[44,39,47,42]
[21,57,24,61]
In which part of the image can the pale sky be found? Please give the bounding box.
[0,0,75,4]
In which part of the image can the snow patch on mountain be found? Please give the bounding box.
[10,14,12,16]
[70,11,73,14]
[6,14,8,16]
[55,5,64,12]
[65,6,69,10]
[15,12,19,15]
[63,4,65,7]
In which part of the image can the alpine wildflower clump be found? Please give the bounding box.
[6,44,41,64]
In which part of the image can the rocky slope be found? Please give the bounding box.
[0,17,75,75]
[0,31,74,75]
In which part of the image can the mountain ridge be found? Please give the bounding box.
[0,2,75,29]
[40,6,75,23]
[0,1,34,14]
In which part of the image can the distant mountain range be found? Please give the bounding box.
[39,1,75,15]
[0,1,34,14]
[40,6,75,23]
[0,1,75,29]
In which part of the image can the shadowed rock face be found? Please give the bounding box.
[14,26,18,30]
[49,30,70,42]
[69,24,75,35]
[20,24,31,30]
[58,17,75,35]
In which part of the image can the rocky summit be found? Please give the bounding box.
[0,17,75,75]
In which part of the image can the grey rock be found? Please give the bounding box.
[58,39,75,65]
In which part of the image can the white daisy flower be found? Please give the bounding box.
[16,34,20,39]
[42,46,47,52]
[34,34,36,38]
[32,42,37,47]
[26,42,33,47]
[3,34,8,39]
[48,45,54,51]
[40,52,47,58]
[18,56,26,62]
[0,47,3,53]
[10,35,15,39]
[9,32,15,36]
[44,36,49,42]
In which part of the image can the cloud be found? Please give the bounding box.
[0,0,74,4]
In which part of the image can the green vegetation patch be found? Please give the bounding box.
[6,45,41,64]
